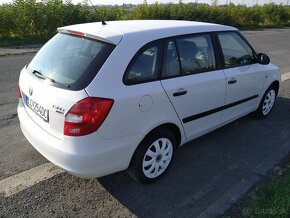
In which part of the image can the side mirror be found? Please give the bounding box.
[257,53,270,65]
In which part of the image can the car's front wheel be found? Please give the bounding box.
[256,84,277,118]
[128,129,176,183]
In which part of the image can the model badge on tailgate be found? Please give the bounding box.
[53,105,65,114]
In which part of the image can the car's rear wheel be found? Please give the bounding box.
[128,129,176,183]
[256,85,277,118]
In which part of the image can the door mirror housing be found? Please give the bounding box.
[257,53,270,65]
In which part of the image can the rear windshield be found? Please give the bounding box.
[27,33,115,90]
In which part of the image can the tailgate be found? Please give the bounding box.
[19,67,88,139]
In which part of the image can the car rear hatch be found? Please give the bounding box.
[19,26,119,139]
[19,71,88,139]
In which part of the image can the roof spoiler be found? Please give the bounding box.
[57,28,116,45]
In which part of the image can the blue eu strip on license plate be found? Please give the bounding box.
[25,95,29,104]
[24,94,49,122]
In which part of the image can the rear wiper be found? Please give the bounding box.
[32,70,70,88]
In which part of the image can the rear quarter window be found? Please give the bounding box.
[124,43,160,85]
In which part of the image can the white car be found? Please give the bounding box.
[18,20,280,183]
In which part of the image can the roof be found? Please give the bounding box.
[58,20,237,45]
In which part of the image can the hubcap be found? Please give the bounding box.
[142,138,173,179]
[156,154,162,162]
[262,89,276,116]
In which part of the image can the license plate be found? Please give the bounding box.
[24,94,49,122]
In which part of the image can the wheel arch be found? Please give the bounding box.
[150,123,182,147]
[128,122,182,166]
[143,123,182,148]
[255,80,279,119]
[271,80,280,94]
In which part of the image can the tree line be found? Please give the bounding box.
[0,0,289,40]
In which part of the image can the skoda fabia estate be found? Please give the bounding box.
[18,20,280,183]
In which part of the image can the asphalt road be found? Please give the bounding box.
[1,29,290,217]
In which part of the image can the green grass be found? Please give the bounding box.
[247,172,290,217]
[0,36,47,47]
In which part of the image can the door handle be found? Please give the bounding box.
[173,89,187,97]
[228,78,237,84]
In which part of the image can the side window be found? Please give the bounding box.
[218,32,255,68]
[162,41,181,78]
[175,35,216,75]
[124,45,159,84]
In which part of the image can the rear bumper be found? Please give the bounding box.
[18,101,141,178]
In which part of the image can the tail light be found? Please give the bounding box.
[18,85,22,99]
[64,97,114,137]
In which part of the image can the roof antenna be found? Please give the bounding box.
[88,0,107,25]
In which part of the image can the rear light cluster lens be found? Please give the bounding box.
[18,85,22,99]
[64,97,114,137]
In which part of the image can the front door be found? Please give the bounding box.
[216,32,267,123]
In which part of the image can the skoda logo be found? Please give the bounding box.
[29,87,33,96]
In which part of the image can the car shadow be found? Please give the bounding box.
[98,96,290,218]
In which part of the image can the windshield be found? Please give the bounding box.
[27,33,115,90]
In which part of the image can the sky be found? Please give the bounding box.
[0,0,288,5]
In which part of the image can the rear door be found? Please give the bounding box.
[160,34,227,140]
[216,32,267,123]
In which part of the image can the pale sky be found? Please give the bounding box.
[0,0,288,5]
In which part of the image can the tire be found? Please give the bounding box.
[255,85,277,118]
[128,129,176,184]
